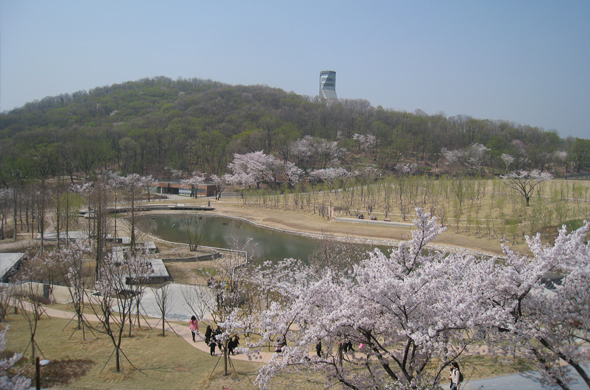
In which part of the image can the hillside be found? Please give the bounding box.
[1,76,589,183]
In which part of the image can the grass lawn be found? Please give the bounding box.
[2,312,326,390]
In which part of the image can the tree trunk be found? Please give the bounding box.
[224,340,229,375]
[116,348,121,372]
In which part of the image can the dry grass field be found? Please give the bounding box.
[212,177,590,254]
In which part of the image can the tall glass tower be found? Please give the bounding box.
[319,70,337,100]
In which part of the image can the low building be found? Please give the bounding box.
[112,242,168,284]
[0,253,26,282]
[125,259,169,285]
[39,231,89,243]
[147,180,217,197]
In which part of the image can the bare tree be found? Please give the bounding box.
[181,283,215,324]
[308,230,369,276]
[121,174,151,250]
[14,253,48,364]
[87,251,150,372]
[152,284,174,337]
[0,282,15,323]
[50,241,93,339]
[0,189,11,240]
[179,214,205,251]
[73,174,113,280]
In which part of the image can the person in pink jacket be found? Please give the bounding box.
[189,315,199,342]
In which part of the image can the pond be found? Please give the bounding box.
[135,214,327,263]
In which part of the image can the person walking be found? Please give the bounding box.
[209,338,217,356]
[344,340,354,352]
[210,327,222,356]
[189,315,199,342]
[449,361,461,390]
[275,336,286,353]
[228,335,239,355]
[205,325,212,346]
[316,340,322,357]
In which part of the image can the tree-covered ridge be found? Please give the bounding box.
[1,76,589,183]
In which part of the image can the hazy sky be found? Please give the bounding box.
[1,1,589,139]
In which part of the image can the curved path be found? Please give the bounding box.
[27,301,275,364]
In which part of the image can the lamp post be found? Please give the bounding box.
[36,357,50,390]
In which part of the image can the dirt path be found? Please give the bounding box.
[0,235,37,253]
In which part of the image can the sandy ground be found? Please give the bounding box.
[179,198,508,256]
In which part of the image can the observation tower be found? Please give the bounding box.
[319,70,337,100]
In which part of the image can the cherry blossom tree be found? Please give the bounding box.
[14,253,48,364]
[279,161,303,187]
[394,163,418,175]
[353,133,377,154]
[163,166,183,180]
[501,169,553,206]
[225,151,278,189]
[308,167,350,192]
[210,174,228,199]
[72,173,112,279]
[554,151,568,175]
[291,136,344,169]
[105,171,123,245]
[0,328,30,390]
[208,239,260,376]
[473,222,590,389]
[501,153,515,173]
[236,209,590,389]
[181,171,205,198]
[443,143,490,175]
[242,209,482,389]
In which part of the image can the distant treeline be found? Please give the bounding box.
[1,76,589,184]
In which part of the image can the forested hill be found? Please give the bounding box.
[1,76,589,182]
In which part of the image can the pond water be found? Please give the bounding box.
[135,214,325,263]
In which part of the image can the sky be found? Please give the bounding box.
[1,0,589,139]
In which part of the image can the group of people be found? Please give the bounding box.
[189,316,240,356]
[192,316,463,388]
[204,325,222,355]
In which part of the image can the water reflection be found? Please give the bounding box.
[135,214,322,263]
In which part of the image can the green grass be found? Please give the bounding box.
[563,219,586,232]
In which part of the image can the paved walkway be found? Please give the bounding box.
[25,300,276,364]
[462,365,590,390]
